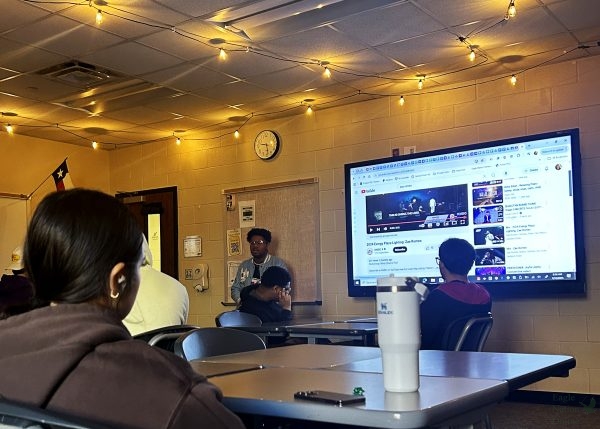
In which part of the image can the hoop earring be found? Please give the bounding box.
[110,290,120,299]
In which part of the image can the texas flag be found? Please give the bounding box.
[52,159,74,191]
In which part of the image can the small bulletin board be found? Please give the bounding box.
[223,179,321,305]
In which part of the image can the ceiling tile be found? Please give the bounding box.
[80,42,184,76]
[0,38,70,74]
[245,65,323,93]
[0,0,49,33]
[142,63,234,92]
[260,26,368,61]
[137,28,218,61]
[0,74,81,102]
[333,2,444,47]
[200,80,281,105]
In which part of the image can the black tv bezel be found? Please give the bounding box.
[344,129,586,299]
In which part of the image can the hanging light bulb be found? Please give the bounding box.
[176,136,181,145]
[418,79,423,90]
[510,74,517,86]
[323,66,331,78]
[92,141,98,149]
[469,48,476,62]
[399,96,405,106]
[306,105,313,115]
[234,130,240,138]
[95,9,103,25]
[219,48,227,60]
[507,0,516,18]
[5,124,13,134]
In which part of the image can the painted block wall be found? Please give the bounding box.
[108,55,600,394]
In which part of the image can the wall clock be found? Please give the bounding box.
[254,130,280,160]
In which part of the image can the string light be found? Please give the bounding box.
[10,0,577,148]
[5,124,13,134]
[176,136,181,145]
[323,66,331,78]
[234,130,240,138]
[507,0,516,18]
[95,9,103,25]
[92,141,98,149]
[469,48,476,62]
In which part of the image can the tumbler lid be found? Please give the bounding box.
[376,275,417,292]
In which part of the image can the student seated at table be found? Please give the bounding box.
[239,266,292,323]
[420,238,492,350]
[0,189,243,429]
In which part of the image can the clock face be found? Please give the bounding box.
[254,130,280,160]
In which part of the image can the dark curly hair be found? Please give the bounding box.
[246,228,272,243]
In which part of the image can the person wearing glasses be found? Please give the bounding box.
[421,238,491,350]
[230,228,288,304]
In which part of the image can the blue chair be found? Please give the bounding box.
[215,310,262,327]
[174,327,266,361]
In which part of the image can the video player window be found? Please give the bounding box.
[365,184,468,234]
[344,129,585,297]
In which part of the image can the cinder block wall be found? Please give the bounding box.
[109,55,600,394]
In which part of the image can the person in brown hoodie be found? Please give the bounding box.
[0,189,244,429]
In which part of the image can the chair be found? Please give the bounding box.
[0,398,112,429]
[174,327,266,361]
[132,324,198,352]
[215,310,263,327]
[442,312,494,352]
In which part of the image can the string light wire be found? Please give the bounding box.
[15,0,594,148]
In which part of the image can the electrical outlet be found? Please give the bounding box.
[184,268,193,280]
[404,146,416,155]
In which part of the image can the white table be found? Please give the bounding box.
[210,367,508,428]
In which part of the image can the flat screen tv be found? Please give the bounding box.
[344,129,585,298]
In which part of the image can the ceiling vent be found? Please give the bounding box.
[36,61,119,88]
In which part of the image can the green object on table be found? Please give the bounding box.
[353,387,365,396]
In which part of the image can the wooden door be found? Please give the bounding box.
[116,187,178,279]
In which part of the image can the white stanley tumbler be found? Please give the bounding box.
[376,275,421,392]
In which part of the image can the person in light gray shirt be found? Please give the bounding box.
[230,228,288,304]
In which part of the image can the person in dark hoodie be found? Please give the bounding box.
[239,265,292,323]
[420,238,492,350]
[0,189,243,429]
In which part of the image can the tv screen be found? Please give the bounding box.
[344,129,585,298]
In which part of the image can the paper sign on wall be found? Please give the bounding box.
[227,228,242,256]
[183,235,202,257]
[238,200,256,228]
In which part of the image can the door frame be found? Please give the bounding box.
[116,186,178,279]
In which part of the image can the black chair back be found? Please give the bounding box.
[0,398,115,429]
[133,324,198,352]
[174,327,266,360]
[441,312,493,351]
[215,310,263,327]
